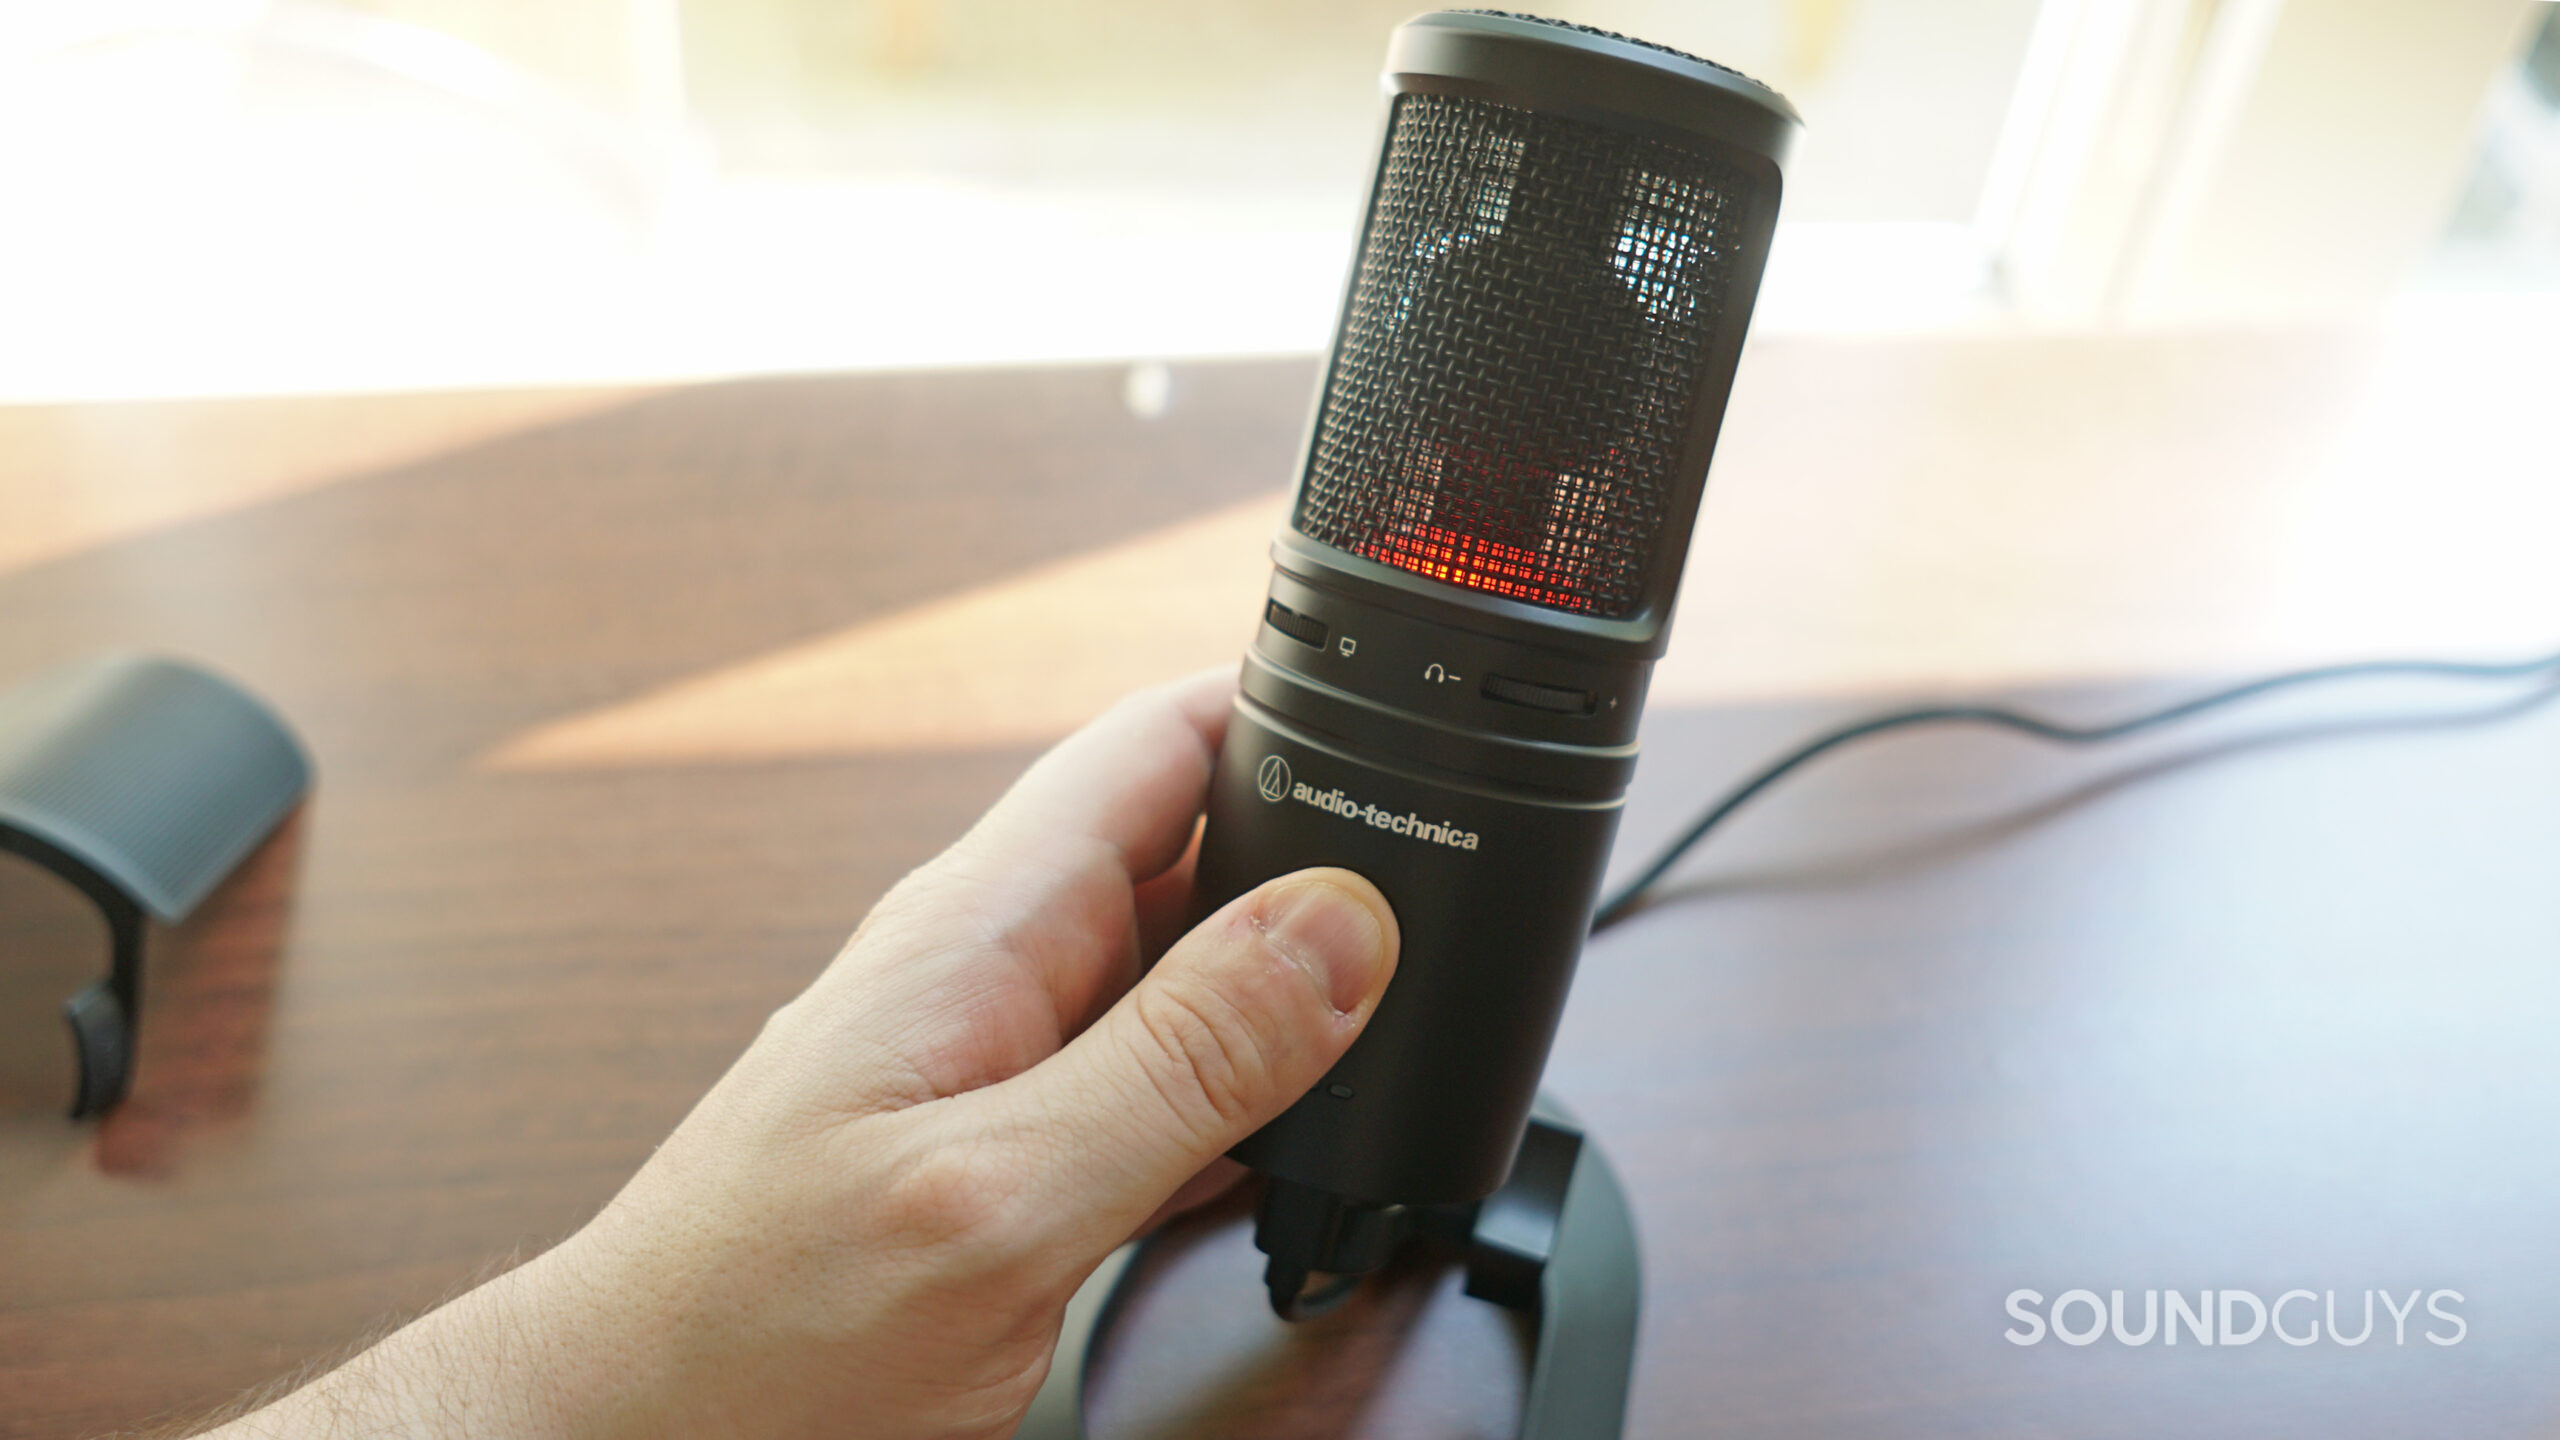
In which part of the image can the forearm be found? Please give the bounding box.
[194,1242,635,1440]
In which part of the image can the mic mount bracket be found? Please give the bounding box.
[1008,1094,1643,1440]
[0,654,310,1119]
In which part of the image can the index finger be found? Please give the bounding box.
[962,665,1235,885]
[799,667,1241,1105]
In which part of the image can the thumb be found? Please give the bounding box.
[986,868,1398,1256]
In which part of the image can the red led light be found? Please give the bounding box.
[1360,522,1598,614]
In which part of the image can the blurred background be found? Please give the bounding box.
[2,0,2555,401]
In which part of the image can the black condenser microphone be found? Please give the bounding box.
[1188,11,1797,1317]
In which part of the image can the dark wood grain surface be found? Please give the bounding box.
[4,360,2557,1438]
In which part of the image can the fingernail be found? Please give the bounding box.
[1260,876,1392,1016]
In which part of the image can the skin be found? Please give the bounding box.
[197,670,1399,1439]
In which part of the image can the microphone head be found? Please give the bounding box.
[1289,10,1797,637]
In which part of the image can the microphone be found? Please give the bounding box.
[1186,10,1798,1317]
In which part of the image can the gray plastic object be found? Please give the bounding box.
[0,654,311,1117]
[1009,1095,1641,1440]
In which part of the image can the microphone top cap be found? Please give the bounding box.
[1389,9,1801,166]
[1440,10,1776,93]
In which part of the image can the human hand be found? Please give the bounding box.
[207,670,1398,1439]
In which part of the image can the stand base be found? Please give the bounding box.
[1010,1094,1641,1440]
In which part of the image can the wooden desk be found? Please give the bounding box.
[4,352,2558,1437]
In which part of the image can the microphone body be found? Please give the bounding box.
[1189,11,1797,1288]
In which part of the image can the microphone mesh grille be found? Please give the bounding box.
[1295,93,1754,619]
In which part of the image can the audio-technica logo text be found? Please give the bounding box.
[1256,755,1481,851]
[2004,1288,2466,1347]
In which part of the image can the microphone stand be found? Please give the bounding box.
[1008,1094,1642,1440]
